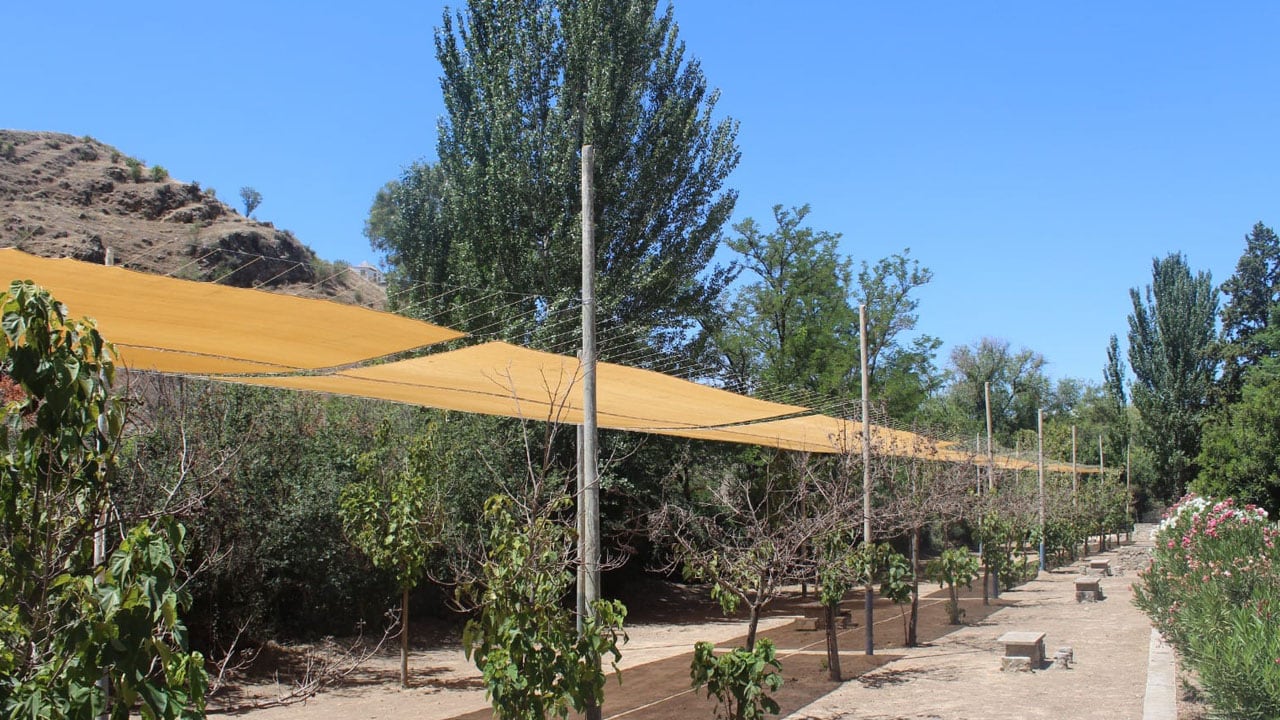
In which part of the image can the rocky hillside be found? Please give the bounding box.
[0,130,385,307]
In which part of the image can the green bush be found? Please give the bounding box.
[1135,494,1280,719]
[151,164,169,182]
[125,157,143,182]
[690,639,783,720]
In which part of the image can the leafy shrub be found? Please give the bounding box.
[461,494,626,720]
[125,157,143,182]
[1134,494,1280,719]
[0,282,206,718]
[926,547,980,624]
[691,639,783,720]
[151,164,169,181]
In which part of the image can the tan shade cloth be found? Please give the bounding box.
[228,340,1100,469]
[230,341,815,436]
[0,249,464,374]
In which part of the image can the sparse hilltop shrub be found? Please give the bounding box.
[151,164,169,181]
[125,156,143,182]
[1134,493,1280,719]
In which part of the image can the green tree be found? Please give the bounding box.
[239,186,262,217]
[937,337,1049,443]
[1196,306,1280,515]
[461,495,626,720]
[339,421,446,688]
[0,282,206,719]
[1218,222,1280,401]
[370,0,739,360]
[856,250,941,417]
[715,205,858,399]
[1127,253,1219,500]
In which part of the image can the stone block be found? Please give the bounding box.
[1001,655,1033,672]
[998,631,1046,667]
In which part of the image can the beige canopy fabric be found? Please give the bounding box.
[0,249,464,374]
[230,341,818,439]
[228,340,1099,471]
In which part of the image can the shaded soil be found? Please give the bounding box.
[447,583,1007,720]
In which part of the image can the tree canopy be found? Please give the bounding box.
[369,0,740,363]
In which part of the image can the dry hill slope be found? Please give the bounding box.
[0,129,385,307]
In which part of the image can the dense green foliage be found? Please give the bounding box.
[461,495,626,720]
[1127,253,1219,500]
[119,381,441,648]
[0,282,206,719]
[1135,495,1280,719]
[1217,222,1280,401]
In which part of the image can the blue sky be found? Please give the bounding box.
[8,2,1278,385]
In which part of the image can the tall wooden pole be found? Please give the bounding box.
[579,145,602,720]
[984,381,997,598]
[984,382,994,492]
[1037,408,1046,572]
[860,304,874,655]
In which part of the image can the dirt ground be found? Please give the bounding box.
[210,532,1158,720]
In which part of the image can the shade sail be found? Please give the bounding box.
[227,340,1099,470]
[230,341,816,437]
[0,249,464,374]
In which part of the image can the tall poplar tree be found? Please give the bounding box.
[1218,222,1280,401]
[369,0,740,363]
[1127,253,1219,500]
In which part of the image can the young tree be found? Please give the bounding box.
[1127,253,1219,500]
[0,282,207,719]
[239,186,262,217]
[460,495,626,720]
[339,421,446,688]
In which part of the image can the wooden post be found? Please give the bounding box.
[1126,445,1132,541]
[579,145,602,720]
[984,382,994,492]
[1037,409,1046,572]
[860,304,874,656]
[984,381,997,598]
[1098,435,1105,553]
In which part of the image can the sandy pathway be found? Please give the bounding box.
[785,533,1156,720]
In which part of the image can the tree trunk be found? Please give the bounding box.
[948,583,960,624]
[824,601,842,681]
[400,587,409,688]
[746,606,760,652]
[907,528,920,646]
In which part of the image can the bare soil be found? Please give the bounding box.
[211,534,1157,720]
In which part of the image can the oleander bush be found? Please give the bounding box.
[1134,493,1280,719]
